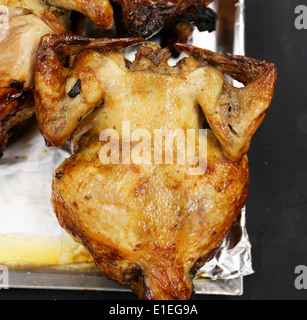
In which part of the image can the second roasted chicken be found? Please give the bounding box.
[34,35,276,300]
[0,0,114,156]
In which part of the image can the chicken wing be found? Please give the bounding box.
[0,0,113,156]
[34,35,276,300]
[46,0,114,29]
[176,43,277,161]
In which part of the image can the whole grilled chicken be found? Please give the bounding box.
[35,35,277,300]
[0,0,113,156]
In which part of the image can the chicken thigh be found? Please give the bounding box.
[34,35,277,300]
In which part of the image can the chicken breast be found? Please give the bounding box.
[34,35,277,300]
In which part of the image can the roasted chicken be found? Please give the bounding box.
[0,0,218,155]
[0,0,114,156]
[34,35,277,300]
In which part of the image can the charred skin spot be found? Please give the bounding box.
[182,7,217,32]
[8,80,25,102]
[55,170,65,180]
[9,80,24,91]
[68,79,82,98]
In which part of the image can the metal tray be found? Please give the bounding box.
[1,0,251,297]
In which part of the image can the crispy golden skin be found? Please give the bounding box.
[46,0,114,29]
[0,0,114,155]
[35,35,276,300]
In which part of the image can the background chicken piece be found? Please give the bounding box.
[34,35,276,300]
[0,3,65,155]
[111,0,216,39]
[46,0,114,29]
[0,0,114,156]
[71,0,216,56]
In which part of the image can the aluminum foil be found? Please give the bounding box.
[0,0,254,296]
[198,208,253,281]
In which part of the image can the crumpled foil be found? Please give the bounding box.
[198,208,254,281]
[194,208,254,296]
